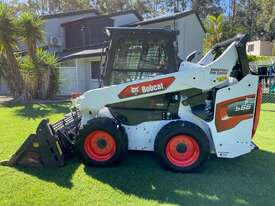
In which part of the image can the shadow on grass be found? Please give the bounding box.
[15,158,81,188]
[7,103,70,119]
[14,149,275,206]
[84,150,275,206]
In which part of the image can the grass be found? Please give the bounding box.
[0,103,275,206]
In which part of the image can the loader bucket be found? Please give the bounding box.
[0,111,80,167]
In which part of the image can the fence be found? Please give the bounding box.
[256,58,275,112]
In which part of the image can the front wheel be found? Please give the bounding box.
[76,117,128,166]
[155,121,210,172]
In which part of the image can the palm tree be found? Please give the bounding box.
[203,15,223,53]
[0,3,23,97]
[17,12,44,58]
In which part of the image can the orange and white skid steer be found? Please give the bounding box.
[1,28,262,172]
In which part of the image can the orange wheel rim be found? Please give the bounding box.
[84,130,116,162]
[165,135,200,167]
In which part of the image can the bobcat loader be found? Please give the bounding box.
[1,27,262,172]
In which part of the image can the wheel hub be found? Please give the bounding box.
[84,130,116,162]
[165,135,200,167]
[176,143,187,153]
[97,139,107,149]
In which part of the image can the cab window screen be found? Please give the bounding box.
[113,37,168,71]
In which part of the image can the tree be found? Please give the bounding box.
[203,14,223,53]
[8,0,92,15]
[47,0,92,14]
[17,12,59,100]
[153,0,189,15]
[17,12,44,57]
[221,16,244,40]
[192,0,223,18]
[132,0,153,17]
[19,49,59,99]
[255,0,275,41]
[0,3,24,97]
[94,0,131,13]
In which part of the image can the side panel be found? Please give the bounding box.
[209,74,259,158]
[124,120,171,151]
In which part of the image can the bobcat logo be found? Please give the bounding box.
[130,86,140,95]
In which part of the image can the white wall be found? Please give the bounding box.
[176,14,204,61]
[59,56,102,95]
[138,14,205,61]
[0,77,10,95]
[247,40,273,56]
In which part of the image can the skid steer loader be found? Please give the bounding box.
[1,27,262,172]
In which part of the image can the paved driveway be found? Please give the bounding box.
[0,96,13,103]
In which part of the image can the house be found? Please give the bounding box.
[57,10,142,95]
[0,9,205,96]
[131,10,205,62]
[246,40,273,56]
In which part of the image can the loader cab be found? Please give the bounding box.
[102,27,178,86]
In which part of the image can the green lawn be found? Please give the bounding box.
[0,103,275,206]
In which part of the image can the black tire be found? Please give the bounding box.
[76,117,128,166]
[154,121,210,172]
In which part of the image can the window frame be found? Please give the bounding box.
[103,33,177,86]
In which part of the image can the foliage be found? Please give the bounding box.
[8,0,92,14]
[247,55,275,64]
[192,0,222,18]
[0,3,24,97]
[19,49,59,99]
[35,48,59,99]
[48,0,92,14]
[220,19,244,41]
[223,0,274,41]
[0,3,60,101]
[97,0,126,13]
[132,0,152,16]
[203,14,223,53]
[0,4,17,55]
[17,12,44,57]
[255,0,275,41]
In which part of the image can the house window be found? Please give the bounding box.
[247,44,254,52]
[91,61,101,79]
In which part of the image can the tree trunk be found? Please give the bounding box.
[37,69,50,99]
[4,45,24,97]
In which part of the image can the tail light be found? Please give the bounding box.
[252,83,262,137]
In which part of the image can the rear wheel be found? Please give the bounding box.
[155,121,209,172]
[76,117,127,166]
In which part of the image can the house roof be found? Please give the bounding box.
[61,10,143,26]
[41,8,100,19]
[60,48,104,61]
[131,10,205,33]
[105,27,177,41]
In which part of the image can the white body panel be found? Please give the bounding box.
[207,74,259,158]
[75,41,259,158]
